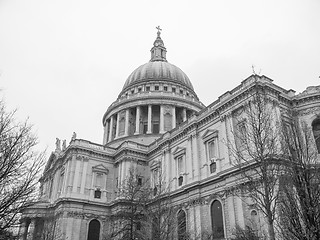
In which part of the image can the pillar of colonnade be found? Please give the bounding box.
[105,105,191,143]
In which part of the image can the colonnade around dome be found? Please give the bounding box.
[103,104,195,144]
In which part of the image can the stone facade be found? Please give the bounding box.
[19,30,320,240]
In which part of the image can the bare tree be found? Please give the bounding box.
[143,169,176,240]
[0,100,44,236]
[228,85,283,240]
[107,168,149,240]
[279,116,320,240]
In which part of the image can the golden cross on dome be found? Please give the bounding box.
[156,26,162,36]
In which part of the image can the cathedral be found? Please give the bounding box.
[19,29,320,240]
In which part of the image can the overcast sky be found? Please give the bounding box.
[0,0,319,155]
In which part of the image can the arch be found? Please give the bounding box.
[210,200,224,238]
[87,219,100,240]
[312,118,320,153]
[177,209,186,240]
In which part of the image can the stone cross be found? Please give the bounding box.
[156,26,162,36]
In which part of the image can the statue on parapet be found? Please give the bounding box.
[55,138,61,151]
[62,140,67,150]
[71,132,77,141]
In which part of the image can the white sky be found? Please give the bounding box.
[0,0,319,155]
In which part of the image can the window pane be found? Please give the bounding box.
[211,200,224,238]
[177,210,186,240]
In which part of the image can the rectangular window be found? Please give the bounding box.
[155,86,159,91]
[153,123,159,134]
[146,86,150,91]
[237,121,247,147]
[178,176,183,186]
[180,89,183,94]
[94,189,101,199]
[172,87,176,93]
[164,86,168,91]
[177,156,184,175]
[143,123,148,134]
[207,139,217,160]
[138,87,142,92]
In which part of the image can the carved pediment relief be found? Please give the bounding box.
[202,129,218,142]
[92,164,109,174]
[172,146,186,157]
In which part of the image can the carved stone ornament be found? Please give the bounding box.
[298,107,320,116]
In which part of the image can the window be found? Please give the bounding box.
[211,200,224,238]
[172,87,176,93]
[207,139,218,160]
[164,86,168,91]
[312,118,320,153]
[153,123,159,134]
[138,87,142,92]
[131,89,134,94]
[177,156,184,175]
[155,86,159,91]
[210,162,217,174]
[202,130,219,173]
[137,177,142,186]
[146,86,150,91]
[178,176,183,186]
[180,89,183,94]
[95,173,103,188]
[94,189,101,199]
[152,169,159,188]
[177,210,186,240]
[237,121,247,147]
[87,219,100,240]
[143,122,148,134]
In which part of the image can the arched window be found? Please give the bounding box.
[87,219,100,240]
[211,200,224,238]
[312,118,320,153]
[177,210,186,240]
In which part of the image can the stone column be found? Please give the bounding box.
[115,112,120,138]
[182,108,187,122]
[135,106,141,134]
[108,116,114,142]
[160,105,164,133]
[124,109,130,136]
[103,120,109,145]
[172,106,176,128]
[147,105,152,134]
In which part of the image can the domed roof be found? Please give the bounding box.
[122,61,194,91]
[121,27,195,94]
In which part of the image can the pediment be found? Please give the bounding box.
[92,164,109,174]
[173,146,186,157]
[202,129,218,142]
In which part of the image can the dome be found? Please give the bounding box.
[122,61,194,92]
